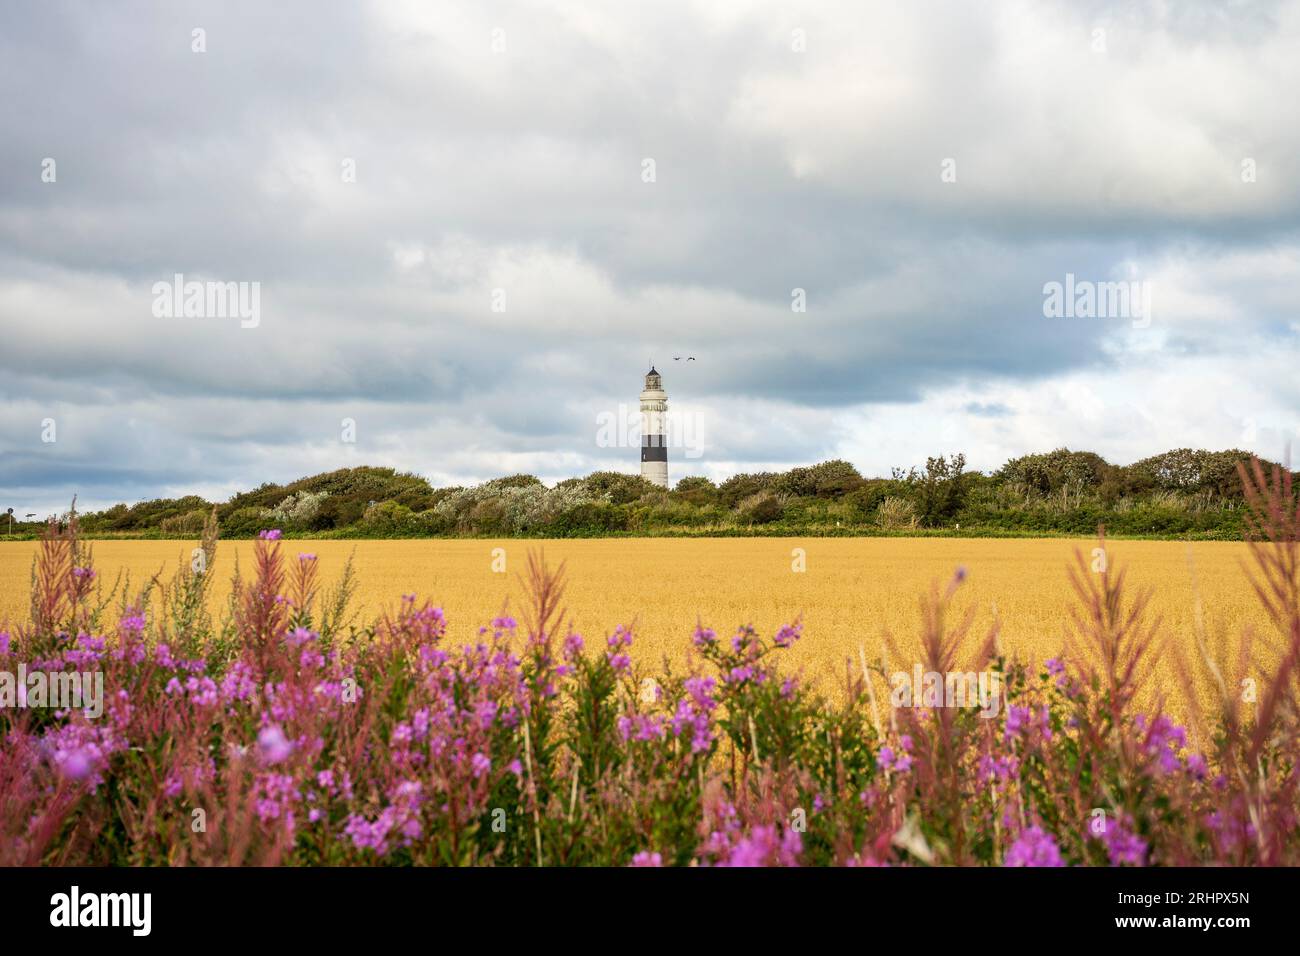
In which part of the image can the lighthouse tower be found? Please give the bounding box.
[640,366,669,488]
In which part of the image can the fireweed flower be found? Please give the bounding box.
[675,705,715,752]
[220,660,258,704]
[299,647,325,669]
[1037,705,1053,741]
[1136,714,1188,775]
[1004,705,1032,742]
[287,627,318,647]
[978,753,1019,784]
[692,624,717,647]
[258,725,293,765]
[727,665,754,685]
[0,631,9,655]
[773,622,802,648]
[618,713,666,742]
[255,773,302,825]
[1045,658,1071,691]
[41,723,122,791]
[1005,827,1065,867]
[162,773,183,799]
[184,676,219,708]
[877,738,913,773]
[1092,814,1148,866]
[64,633,106,668]
[631,851,663,867]
[344,815,385,853]
[671,676,718,753]
[344,800,419,857]
[266,638,317,671]
[59,747,94,782]
[258,529,282,540]
[716,825,802,867]
[1205,807,1256,853]
[419,646,450,670]
[683,676,717,709]
[563,632,585,660]
[474,700,498,729]
[1105,825,1148,866]
[113,617,148,663]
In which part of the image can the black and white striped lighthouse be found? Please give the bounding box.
[640,366,669,488]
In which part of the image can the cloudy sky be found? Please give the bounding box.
[3,0,1300,514]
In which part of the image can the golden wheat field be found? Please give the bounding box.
[0,537,1271,716]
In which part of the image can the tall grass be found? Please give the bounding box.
[1,460,1297,866]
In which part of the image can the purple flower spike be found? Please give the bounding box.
[258,725,293,765]
[1005,827,1065,867]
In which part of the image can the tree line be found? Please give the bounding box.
[23,448,1292,540]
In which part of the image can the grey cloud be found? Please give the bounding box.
[2,0,1299,510]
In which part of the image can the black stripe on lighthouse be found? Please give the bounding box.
[641,439,668,462]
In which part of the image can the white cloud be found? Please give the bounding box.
[2,0,1298,512]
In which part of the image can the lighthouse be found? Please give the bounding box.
[640,366,669,488]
